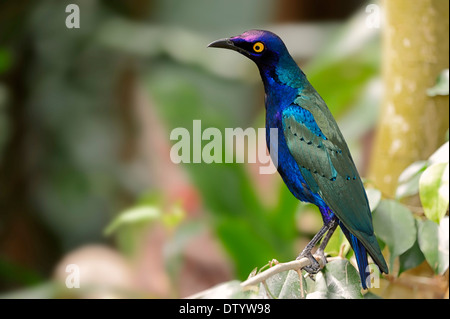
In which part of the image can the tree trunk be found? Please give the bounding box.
[369,0,449,196]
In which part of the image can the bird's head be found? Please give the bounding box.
[208,30,305,91]
[208,30,288,69]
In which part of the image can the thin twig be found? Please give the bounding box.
[296,269,305,298]
[240,255,340,288]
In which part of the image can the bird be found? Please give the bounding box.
[208,30,388,289]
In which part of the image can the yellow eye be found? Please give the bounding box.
[253,42,265,53]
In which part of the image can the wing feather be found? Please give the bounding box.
[281,93,388,273]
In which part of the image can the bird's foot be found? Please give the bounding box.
[296,251,321,274]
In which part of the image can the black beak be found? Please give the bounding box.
[207,38,235,49]
[207,37,249,56]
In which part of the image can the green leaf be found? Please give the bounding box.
[418,218,449,275]
[104,205,164,256]
[419,162,449,224]
[104,206,160,236]
[366,188,382,212]
[396,161,428,199]
[429,141,449,164]
[306,259,363,299]
[304,275,317,295]
[259,270,305,299]
[363,291,383,299]
[427,69,449,97]
[398,237,425,275]
[372,200,416,267]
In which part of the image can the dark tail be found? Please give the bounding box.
[340,223,370,289]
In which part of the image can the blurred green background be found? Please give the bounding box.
[0,0,448,299]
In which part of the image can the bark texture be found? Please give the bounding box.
[369,0,449,196]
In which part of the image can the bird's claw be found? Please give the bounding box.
[297,251,321,274]
[303,272,316,281]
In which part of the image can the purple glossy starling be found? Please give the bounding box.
[208,30,388,289]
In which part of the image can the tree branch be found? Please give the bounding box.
[240,255,339,288]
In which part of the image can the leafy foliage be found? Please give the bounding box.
[375,140,449,276]
[259,269,305,299]
[419,163,449,224]
[305,259,363,299]
[192,259,363,299]
[398,220,425,275]
[418,218,449,275]
[372,200,416,268]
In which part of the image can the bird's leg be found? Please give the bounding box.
[314,219,338,267]
[297,218,337,274]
